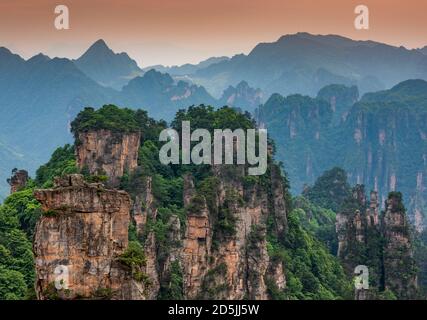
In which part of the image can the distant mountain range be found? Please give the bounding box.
[116,69,217,120]
[1,33,427,200]
[419,46,427,55]
[143,56,229,76]
[187,32,427,97]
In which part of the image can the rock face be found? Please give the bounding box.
[75,129,140,187]
[382,193,418,299]
[336,188,418,299]
[336,185,376,272]
[180,165,286,300]
[33,174,148,300]
[8,169,28,194]
[132,176,157,235]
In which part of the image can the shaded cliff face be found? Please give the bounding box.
[33,174,149,300]
[336,187,380,272]
[316,84,359,125]
[382,193,418,299]
[342,99,427,232]
[336,188,418,299]
[76,129,140,187]
[257,93,334,188]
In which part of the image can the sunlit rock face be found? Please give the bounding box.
[75,129,140,187]
[33,174,148,300]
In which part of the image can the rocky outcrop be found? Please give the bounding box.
[336,188,418,299]
[271,165,288,237]
[382,193,418,299]
[8,169,28,194]
[180,165,286,300]
[33,174,150,300]
[181,174,212,298]
[336,185,373,269]
[132,176,157,235]
[76,129,140,187]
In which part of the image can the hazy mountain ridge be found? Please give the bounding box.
[0,48,117,200]
[191,32,427,98]
[116,69,218,119]
[218,80,263,111]
[74,39,143,90]
[419,46,427,55]
[143,56,230,76]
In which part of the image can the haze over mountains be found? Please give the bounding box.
[1,32,427,201]
[143,56,229,77]
[74,39,143,90]
[190,32,427,97]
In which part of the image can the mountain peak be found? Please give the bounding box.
[27,53,50,64]
[0,47,13,55]
[84,39,113,56]
[75,39,142,89]
[92,39,109,48]
[0,47,25,66]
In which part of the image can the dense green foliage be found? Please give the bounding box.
[303,167,351,213]
[267,211,352,299]
[35,144,78,187]
[0,197,35,299]
[70,105,141,137]
[292,196,337,254]
[158,260,184,300]
[0,145,80,300]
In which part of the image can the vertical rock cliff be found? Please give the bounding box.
[382,192,418,299]
[180,165,286,300]
[75,129,140,187]
[33,174,151,300]
[336,187,418,299]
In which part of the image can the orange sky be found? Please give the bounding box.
[0,0,426,66]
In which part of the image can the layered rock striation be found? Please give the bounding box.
[75,129,140,187]
[33,174,149,300]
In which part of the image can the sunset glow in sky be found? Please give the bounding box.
[0,0,426,66]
